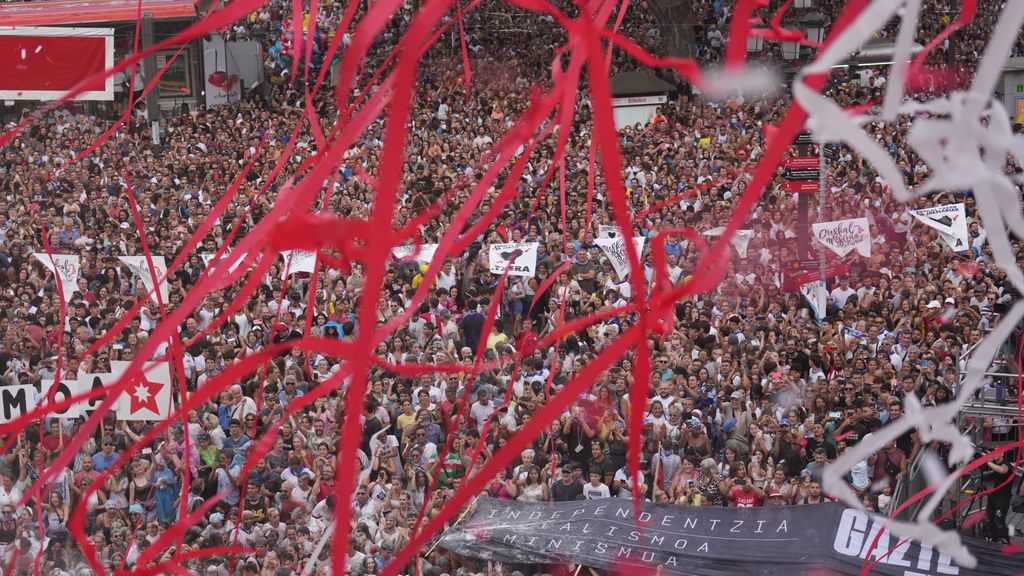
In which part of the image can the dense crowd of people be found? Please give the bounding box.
[0,1,1023,575]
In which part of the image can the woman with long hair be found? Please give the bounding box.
[404,466,433,509]
[42,492,70,539]
[516,465,549,502]
[127,459,155,521]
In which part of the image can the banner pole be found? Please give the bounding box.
[424,495,480,557]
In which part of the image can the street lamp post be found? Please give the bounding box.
[800,11,829,44]
[747,35,764,53]
[794,10,829,261]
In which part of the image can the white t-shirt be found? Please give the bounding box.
[584,482,610,500]
[470,401,496,432]
[230,397,258,421]
[613,468,645,499]
[0,480,25,509]
[830,286,857,308]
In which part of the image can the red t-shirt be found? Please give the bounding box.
[731,487,762,508]
[74,470,98,491]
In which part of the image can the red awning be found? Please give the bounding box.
[0,0,196,27]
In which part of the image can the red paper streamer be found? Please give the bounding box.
[3,0,1013,574]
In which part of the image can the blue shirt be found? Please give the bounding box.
[278,389,305,407]
[92,451,119,473]
[223,433,251,452]
[217,404,230,431]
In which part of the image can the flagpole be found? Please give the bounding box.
[818,137,827,312]
[424,495,480,557]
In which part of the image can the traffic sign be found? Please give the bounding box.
[785,168,821,180]
[783,180,819,193]
[784,156,820,169]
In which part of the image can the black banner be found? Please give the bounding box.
[440,499,1018,576]
[785,168,821,181]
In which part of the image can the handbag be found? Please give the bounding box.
[882,452,900,478]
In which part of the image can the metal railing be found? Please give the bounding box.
[886,328,1022,523]
[887,444,931,520]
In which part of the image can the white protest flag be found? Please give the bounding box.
[41,378,81,418]
[112,361,173,421]
[597,225,621,239]
[731,230,754,258]
[203,251,252,274]
[702,228,755,257]
[118,255,169,303]
[800,281,827,321]
[280,250,318,278]
[488,242,539,277]
[910,203,969,252]
[811,218,871,258]
[0,385,36,424]
[391,243,439,264]
[595,236,646,279]
[33,253,79,303]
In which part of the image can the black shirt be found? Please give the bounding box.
[588,454,617,481]
[805,437,837,460]
[842,421,870,447]
[550,479,584,502]
[990,462,1014,499]
[458,311,486,353]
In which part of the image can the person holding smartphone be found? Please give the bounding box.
[984,452,1014,544]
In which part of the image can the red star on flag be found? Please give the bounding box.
[127,375,162,415]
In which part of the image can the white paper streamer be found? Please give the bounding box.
[798,0,1024,567]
